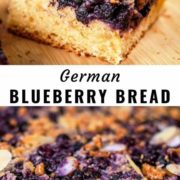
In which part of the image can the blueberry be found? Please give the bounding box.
[55,0,153,31]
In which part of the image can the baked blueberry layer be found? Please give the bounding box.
[0,107,28,146]
[51,0,155,32]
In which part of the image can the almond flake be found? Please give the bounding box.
[102,143,126,152]
[167,135,180,147]
[126,155,145,178]
[150,126,180,145]
[0,150,12,171]
[166,164,180,176]
[56,157,78,176]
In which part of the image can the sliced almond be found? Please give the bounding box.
[166,164,180,176]
[167,135,180,147]
[126,155,145,178]
[102,143,126,152]
[56,157,78,176]
[0,150,12,171]
[150,126,180,145]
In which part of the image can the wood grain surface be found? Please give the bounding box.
[0,0,180,65]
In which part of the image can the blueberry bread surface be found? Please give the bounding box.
[0,107,180,179]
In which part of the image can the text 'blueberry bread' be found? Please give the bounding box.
[7,0,164,64]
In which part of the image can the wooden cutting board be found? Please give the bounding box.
[0,0,180,65]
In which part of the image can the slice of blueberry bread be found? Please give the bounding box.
[7,0,164,64]
[0,107,179,179]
